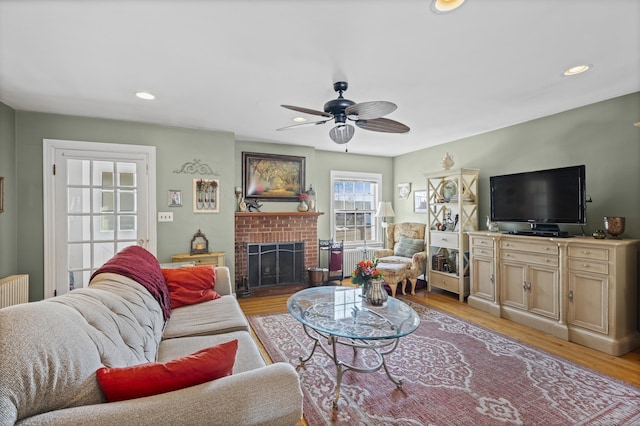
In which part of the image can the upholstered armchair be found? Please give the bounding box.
[373,222,427,293]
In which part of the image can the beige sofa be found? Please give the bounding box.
[0,249,303,426]
[374,222,427,294]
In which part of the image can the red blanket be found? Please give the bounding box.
[91,246,171,320]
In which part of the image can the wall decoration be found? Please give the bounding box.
[173,158,219,175]
[414,190,428,213]
[193,179,220,213]
[397,182,411,199]
[242,152,305,201]
[0,177,4,213]
[168,189,182,207]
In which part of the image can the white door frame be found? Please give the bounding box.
[43,138,157,298]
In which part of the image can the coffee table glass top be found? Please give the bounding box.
[287,287,420,340]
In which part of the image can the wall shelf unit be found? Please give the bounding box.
[424,168,479,301]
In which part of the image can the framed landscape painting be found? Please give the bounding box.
[242,152,305,201]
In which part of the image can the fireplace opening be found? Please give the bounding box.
[247,242,304,288]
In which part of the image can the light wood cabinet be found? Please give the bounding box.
[468,235,499,315]
[467,232,640,356]
[171,251,225,267]
[500,239,559,321]
[424,168,479,302]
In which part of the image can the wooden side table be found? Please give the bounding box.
[171,251,225,267]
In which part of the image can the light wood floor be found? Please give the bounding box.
[238,283,640,388]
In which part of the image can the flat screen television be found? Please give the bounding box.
[490,165,586,232]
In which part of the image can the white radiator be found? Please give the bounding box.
[343,247,378,277]
[0,274,29,308]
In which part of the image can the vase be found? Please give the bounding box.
[366,279,388,306]
[361,280,371,299]
[604,216,625,239]
[297,201,309,212]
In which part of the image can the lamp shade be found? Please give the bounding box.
[375,201,395,218]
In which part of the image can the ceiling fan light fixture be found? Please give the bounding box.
[563,64,591,76]
[431,0,466,13]
[292,117,306,123]
[329,124,355,144]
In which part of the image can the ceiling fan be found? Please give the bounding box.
[277,81,410,145]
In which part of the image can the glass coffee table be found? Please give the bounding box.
[287,286,420,408]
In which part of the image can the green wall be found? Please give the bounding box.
[2,91,638,301]
[234,141,394,243]
[0,103,17,278]
[393,92,640,238]
[14,111,235,301]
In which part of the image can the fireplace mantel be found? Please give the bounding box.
[235,211,324,217]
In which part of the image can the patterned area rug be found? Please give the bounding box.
[248,299,640,425]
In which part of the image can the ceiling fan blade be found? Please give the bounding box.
[345,101,397,120]
[281,104,332,118]
[329,124,355,144]
[355,117,410,133]
[276,118,332,131]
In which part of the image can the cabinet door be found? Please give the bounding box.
[471,256,494,301]
[500,260,527,310]
[568,271,609,334]
[528,264,559,320]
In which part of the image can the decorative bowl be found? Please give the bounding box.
[604,216,625,239]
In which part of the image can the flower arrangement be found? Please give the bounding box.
[298,192,309,202]
[351,258,382,285]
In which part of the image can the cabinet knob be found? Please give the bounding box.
[583,263,589,268]
[582,250,590,254]
[568,290,574,301]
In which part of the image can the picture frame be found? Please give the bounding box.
[398,182,411,199]
[193,179,220,213]
[242,152,305,201]
[0,176,4,213]
[414,190,428,213]
[168,189,182,207]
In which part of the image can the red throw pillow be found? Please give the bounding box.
[162,265,221,309]
[96,339,238,402]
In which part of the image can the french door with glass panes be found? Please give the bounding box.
[44,140,156,298]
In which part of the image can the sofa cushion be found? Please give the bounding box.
[158,331,266,374]
[162,295,249,339]
[394,236,424,258]
[162,265,221,309]
[0,302,106,424]
[96,339,238,402]
[90,245,172,321]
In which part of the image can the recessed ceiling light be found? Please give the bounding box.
[431,0,466,13]
[293,117,307,123]
[135,91,155,100]
[563,64,591,76]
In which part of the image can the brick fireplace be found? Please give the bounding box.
[234,211,323,290]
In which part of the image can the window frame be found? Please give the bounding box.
[330,171,383,249]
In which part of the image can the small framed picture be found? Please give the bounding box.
[414,190,428,213]
[168,189,182,207]
[398,182,411,199]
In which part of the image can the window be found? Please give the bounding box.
[330,171,382,247]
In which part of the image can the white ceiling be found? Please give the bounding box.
[1,0,638,156]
